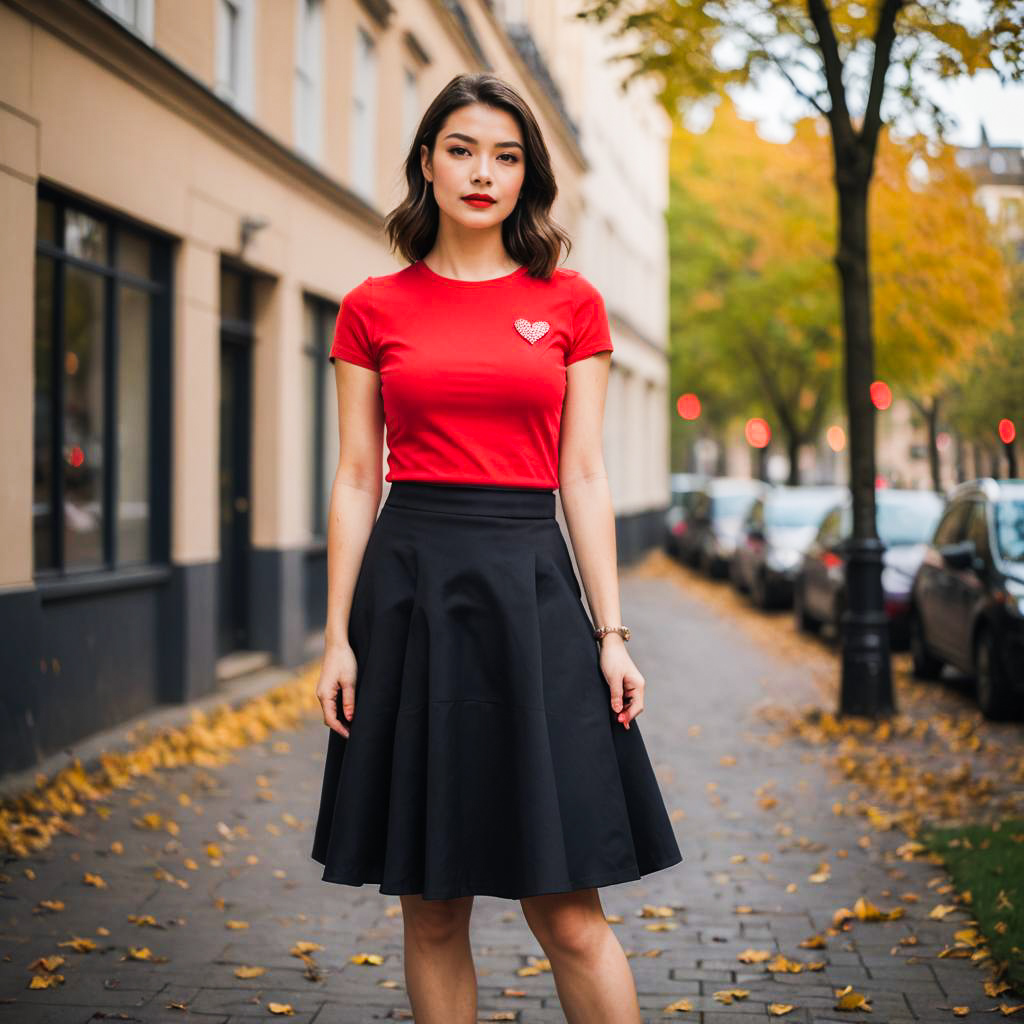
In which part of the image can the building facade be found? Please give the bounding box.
[0,0,673,774]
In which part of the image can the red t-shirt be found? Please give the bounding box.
[328,259,613,489]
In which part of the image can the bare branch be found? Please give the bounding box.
[805,0,852,138]
[861,0,906,157]
[736,24,831,117]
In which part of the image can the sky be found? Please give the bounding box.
[724,69,1024,149]
[680,0,1023,151]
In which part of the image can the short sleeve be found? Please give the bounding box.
[568,272,614,365]
[328,276,377,370]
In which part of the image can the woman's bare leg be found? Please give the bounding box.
[520,888,641,1024]
[399,893,476,1024]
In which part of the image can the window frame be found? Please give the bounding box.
[33,184,173,593]
[932,499,971,548]
[294,0,325,162]
[302,294,338,542]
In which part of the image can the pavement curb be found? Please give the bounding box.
[0,656,323,804]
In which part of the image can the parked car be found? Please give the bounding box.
[793,487,945,646]
[664,472,708,561]
[909,478,1024,719]
[689,478,769,578]
[731,485,848,608]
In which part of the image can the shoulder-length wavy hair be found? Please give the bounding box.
[384,72,572,280]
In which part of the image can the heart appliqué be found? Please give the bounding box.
[514,318,550,344]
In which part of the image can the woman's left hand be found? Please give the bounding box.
[599,637,645,729]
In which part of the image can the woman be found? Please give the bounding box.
[310,72,682,1023]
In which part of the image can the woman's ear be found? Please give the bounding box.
[420,143,432,184]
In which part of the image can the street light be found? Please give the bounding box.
[839,378,894,719]
[677,393,701,420]
[869,380,892,411]
[745,417,771,481]
[999,418,1018,476]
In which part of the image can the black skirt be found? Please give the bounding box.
[310,481,683,901]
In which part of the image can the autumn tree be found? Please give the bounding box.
[669,98,841,484]
[947,253,1024,475]
[871,141,1011,490]
[580,0,1024,716]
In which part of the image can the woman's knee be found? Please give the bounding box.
[400,893,473,945]
[521,889,607,957]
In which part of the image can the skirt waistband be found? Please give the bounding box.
[383,481,556,519]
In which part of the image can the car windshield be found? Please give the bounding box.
[765,493,843,528]
[711,493,757,518]
[994,499,1024,562]
[876,495,944,546]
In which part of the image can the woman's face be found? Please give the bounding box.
[421,102,526,229]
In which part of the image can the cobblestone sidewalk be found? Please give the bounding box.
[0,552,1016,1023]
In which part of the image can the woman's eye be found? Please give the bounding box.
[447,146,518,163]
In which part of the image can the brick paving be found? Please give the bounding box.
[0,552,1016,1023]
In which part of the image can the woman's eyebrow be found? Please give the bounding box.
[442,132,524,151]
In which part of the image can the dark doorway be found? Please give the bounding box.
[218,264,254,655]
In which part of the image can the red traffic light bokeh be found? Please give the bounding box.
[745,417,771,448]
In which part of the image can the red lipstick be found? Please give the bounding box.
[462,193,496,208]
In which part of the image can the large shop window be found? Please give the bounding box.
[303,295,339,542]
[33,190,172,578]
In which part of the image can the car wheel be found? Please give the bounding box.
[794,579,820,634]
[731,558,747,593]
[909,609,942,680]
[752,571,771,609]
[974,627,1013,721]
[698,547,713,576]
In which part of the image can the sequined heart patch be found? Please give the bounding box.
[514,318,550,344]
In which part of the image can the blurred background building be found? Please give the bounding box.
[0,0,672,773]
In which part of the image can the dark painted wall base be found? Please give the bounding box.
[1,509,667,779]
[0,562,218,777]
[615,505,668,566]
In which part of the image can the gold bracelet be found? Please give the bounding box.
[592,625,631,643]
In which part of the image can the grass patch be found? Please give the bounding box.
[920,819,1024,996]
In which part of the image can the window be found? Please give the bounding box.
[33,191,171,576]
[215,0,254,116]
[350,26,378,201]
[303,296,339,539]
[965,501,992,565]
[993,499,1024,563]
[818,507,844,548]
[745,500,764,533]
[401,66,419,153]
[294,0,324,161]
[932,500,970,548]
[92,0,154,42]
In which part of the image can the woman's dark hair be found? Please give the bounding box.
[384,72,571,279]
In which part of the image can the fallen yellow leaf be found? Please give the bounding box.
[834,984,872,1012]
[28,973,65,988]
[349,952,383,965]
[663,997,693,1012]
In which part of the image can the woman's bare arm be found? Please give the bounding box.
[317,360,385,737]
[558,351,644,728]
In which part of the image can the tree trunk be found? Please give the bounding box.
[925,398,941,493]
[1004,442,1018,478]
[787,434,801,485]
[836,179,877,545]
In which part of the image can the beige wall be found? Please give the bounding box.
[1,0,591,588]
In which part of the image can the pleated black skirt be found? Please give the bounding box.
[310,480,683,901]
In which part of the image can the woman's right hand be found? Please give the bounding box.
[316,642,359,738]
